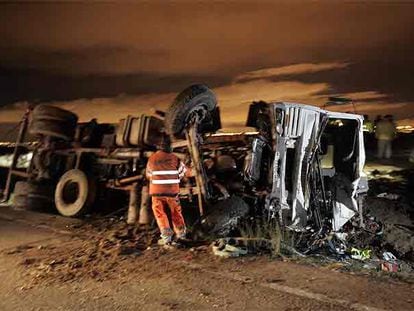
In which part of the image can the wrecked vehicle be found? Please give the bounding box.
[172,95,369,254]
[244,102,369,253]
[0,84,222,219]
[1,84,368,253]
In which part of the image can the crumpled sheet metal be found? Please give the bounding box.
[269,104,366,232]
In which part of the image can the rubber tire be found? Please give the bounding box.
[29,119,76,141]
[13,181,30,197]
[12,181,30,209]
[27,182,55,199]
[55,169,96,217]
[32,104,78,124]
[202,195,250,237]
[26,195,54,211]
[13,194,27,210]
[12,181,54,211]
[165,84,217,138]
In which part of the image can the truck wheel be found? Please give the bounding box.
[55,169,96,217]
[26,195,54,211]
[165,84,217,138]
[13,181,30,196]
[27,182,54,201]
[29,119,76,141]
[12,181,54,211]
[202,195,250,238]
[12,181,30,209]
[32,104,78,124]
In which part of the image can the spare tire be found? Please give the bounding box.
[32,104,78,124]
[29,119,76,141]
[55,169,96,217]
[165,84,217,138]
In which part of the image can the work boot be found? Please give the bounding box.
[157,237,171,245]
[176,229,188,242]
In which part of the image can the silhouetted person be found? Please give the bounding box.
[374,115,382,128]
[375,115,396,159]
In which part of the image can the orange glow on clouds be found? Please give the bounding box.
[0,62,413,127]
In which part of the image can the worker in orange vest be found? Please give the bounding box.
[146,136,188,246]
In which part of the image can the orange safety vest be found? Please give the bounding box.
[146,150,187,196]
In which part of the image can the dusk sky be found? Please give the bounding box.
[0,1,413,127]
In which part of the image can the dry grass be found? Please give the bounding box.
[239,218,283,256]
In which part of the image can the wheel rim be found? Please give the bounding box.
[61,180,80,206]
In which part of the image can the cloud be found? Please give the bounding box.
[65,79,330,126]
[50,93,177,123]
[235,62,349,81]
[312,90,388,105]
[333,91,387,102]
[0,46,172,76]
[0,79,330,125]
[1,2,412,78]
[323,101,413,119]
[397,118,414,127]
[214,80,329,125]
[1,62,413,128]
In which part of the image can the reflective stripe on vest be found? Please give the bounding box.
[146,151,182,195]
[152,179,180,184]
[152,170,179,175]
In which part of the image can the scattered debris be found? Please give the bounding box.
[381,251,400,272]
[350,248,372,261]
[376,192,400,200]
[383,251,398,262]
[211,236,275,258]
[212,238,248,258]
[7,217,159,284]
[380,261,399,273]
[6,244,33,255]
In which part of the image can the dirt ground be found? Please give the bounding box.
[1,160,414,311]
[0,209,413,310]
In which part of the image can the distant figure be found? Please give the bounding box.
[374,115,382,128]
[375,115,396,159]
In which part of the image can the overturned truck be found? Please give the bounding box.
[2,84,368,251]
